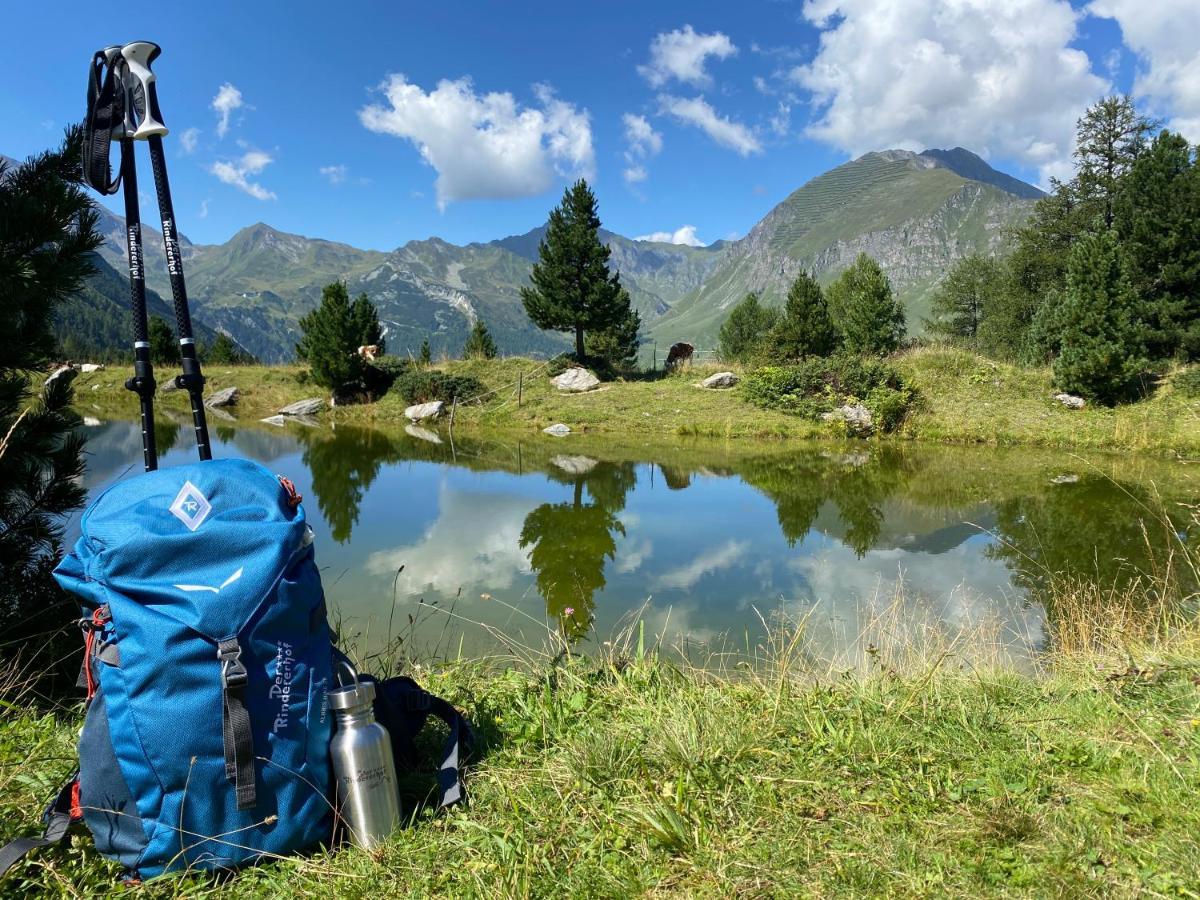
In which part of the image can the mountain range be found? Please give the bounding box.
[7,147,1043,361]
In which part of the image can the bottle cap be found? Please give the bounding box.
[328,679,376,711]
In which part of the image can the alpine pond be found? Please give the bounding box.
[73,418,1197,667]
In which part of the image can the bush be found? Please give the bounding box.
[742,355,915,432]
[363,355,412,395]
[1172,367,1200,398]
[392,370,485,405]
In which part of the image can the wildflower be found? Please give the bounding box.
[564,607,575,616]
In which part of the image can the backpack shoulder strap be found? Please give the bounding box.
[0,774,80,878]
[423,693,473,808]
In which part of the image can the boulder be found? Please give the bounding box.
[159,378,180,394]
[701,371,739,389]
[82,416,102,427]
[45,366,77,390]
[260,415,288,427]
[822,403,874,437]
[261,413,317,427]
[1050,474,1080,485]
[206,405,236,422]
[543,423,571,437]
[405,423,442,444]
[206,386,239,408]
[404,400,444,421]
[278,398,326,417]
[1054,392,1085,410]
[551,455,598,475]
[80,363,105,373]
[552,367,600,393]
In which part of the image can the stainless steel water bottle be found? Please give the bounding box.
[329,671,400,849]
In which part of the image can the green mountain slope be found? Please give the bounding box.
[647,149,1040,349]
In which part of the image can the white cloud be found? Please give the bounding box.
[198,198,210,219]
[359,75,594,210]
[209,150,276,200]
[622,113,663,184]
[634,225,706,247]
[770,102,792,137]
[1089,0,1200,141]
[212,83,244,139]
[179,127,200,155]
[659,95,762,156]
[654,539,748,590]
[639,25,737,87]
[792,0,1109,186]
[320,164,348,184]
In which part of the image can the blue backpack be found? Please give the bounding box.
[14,459,335,880]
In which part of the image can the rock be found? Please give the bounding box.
[1051,474,1080,485]
[1054,392,1085,410]
[701,371,739,389]
[91,384,100,391]
[260,415,288,427]
[552,455,598,475]
[159,378,180,394]
[206,405,236,422]
[206,386,239,408]
[543,423,571,437]
[552,367,600,393]
[82,416,102,427]
[278,398,325,417]
[80,363,105,373]
[261,413,316,427]
[821,403,874,437]
[45,366,76,389]
[405,423,442,444]
[404,400,444,421]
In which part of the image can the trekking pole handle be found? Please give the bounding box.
[120,41,169,140]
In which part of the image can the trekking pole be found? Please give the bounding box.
[120,41,212,461]
[83,46,158,471]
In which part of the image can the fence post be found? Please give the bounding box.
[518,372,523,408]
[449,395,457,434]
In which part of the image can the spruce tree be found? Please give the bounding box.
[771,271,838,359]
[295,282,365,391]
[719,293,779,362]
[927,255,1000,342]
[827,254,906,355]
[149,315,176,365]
[462,319,498,359]
[1113,130,1200,359]
[349,292,385,355]
[1054,229,1147,404]
[0,131,96,685]
[204,332,254,365]
[418,338,432,366]
[521,180,635,358]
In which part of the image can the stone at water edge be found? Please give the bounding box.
[543,423,571,437]
[551,367,600,393]
[159,378,180,394]
[279,397,326,417]
[405,423,443,444]
[45,366,77,389]
[701,371,739,389]
[404,400,444,421]
[261,413,318,427]
[821,403,874,437]
[260,415,288,427]
[1054,392,1086,410]
[205,386,239,408]
[206,405,236,423]
[552,455,598,475]
[79,363,104,374]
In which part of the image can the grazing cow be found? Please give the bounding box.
[665,342,695,370]
[357,344,380,361]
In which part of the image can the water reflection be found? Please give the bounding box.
[74,419,1195,661]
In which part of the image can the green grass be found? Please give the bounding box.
[5,625,1200,896]
[74,349,1200,455]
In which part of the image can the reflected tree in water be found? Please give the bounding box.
[520,461,636,639]
[298,427,400,543]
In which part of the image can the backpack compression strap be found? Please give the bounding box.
[0,775,80,878]
[218,639,257,811]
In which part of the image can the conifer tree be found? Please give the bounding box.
[349,292,385,355]
[521,180,635,358]
[462,319,498,359]
[771,271,838,359]
[1054,229,1147,404]
[719,293,779,362]
[204,332,254,365]
[585,309,642,368]
[826,254,906,355]
[295,282,365,391]
[418,338,432,366]
[148,315,176,365]
[1073,95,1156,230]
[927,256,1000,342]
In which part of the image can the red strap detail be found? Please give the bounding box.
[82,607,106,703]
[278,475,302,508]
[69,779,83,822]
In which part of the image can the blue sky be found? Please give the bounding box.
[3,1,1197,251]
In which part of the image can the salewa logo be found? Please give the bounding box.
[169,481,211,531]
[174,567,243,594]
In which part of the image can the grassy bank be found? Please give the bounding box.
[72,348,1200,455]
[5,607,1200,896]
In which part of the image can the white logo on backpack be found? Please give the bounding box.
[169,481,212,531]
[174,567,243,594]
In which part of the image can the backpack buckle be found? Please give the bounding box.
[217,641,248,690]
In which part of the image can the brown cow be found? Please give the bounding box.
[357,344,380,361]
[664,342,694,370]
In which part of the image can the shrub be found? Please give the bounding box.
[742,355,915,432]
[392,370,485,405]
[1172,367,1200,398]
[363,355,412,395]
[719,293,780,362]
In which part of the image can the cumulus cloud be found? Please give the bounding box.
[359,75,594,210]
[622,113,663,184]
[654,539,749,590]
[319,164,348,184]
[179,127,200,155]
[1089,0,1200,141]
[634,225,706,247]
[792,0,1108,185]
[211,83,244,139]
[209,150,276,200]
[639,25,737,87]
[659,95,762,156]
